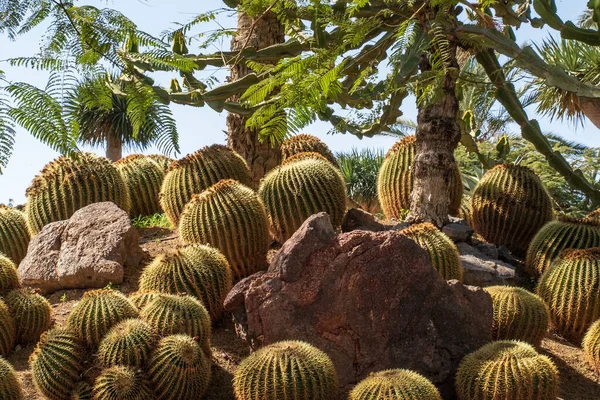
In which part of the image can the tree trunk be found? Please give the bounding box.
[227,11,284,187]
[105,135,123,162]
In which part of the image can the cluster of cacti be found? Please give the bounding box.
[0,356,23,399]
[377,136,463,219]
[93,365,153,400]
[98,319,159,368]
[159,145,252,225]
[455,340,559,400]
[399,222,464,281]
[0,299,16,357]
[485,286,549,346]
[233,340,338,400]
[179,180,269,280]
[0,254,21,295]
[115,154,169,217]
[138,244,232,319]
[470,163,554,255]
[5,288,52,344]
[67,289,139,348]
[128,290,160,310]
[526,216,600,278]
[30,328,85,400]
[583,319,600,374]
[350,369,441,400]
[0,205,30,264]
[259,152,347,243]
[71,381,94,400]
[280,134,338,166]
[537,247,600,342]
[25,153,130,234]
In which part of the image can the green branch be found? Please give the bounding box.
[533,0,600,45]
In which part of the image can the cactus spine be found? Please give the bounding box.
[93,365,153,400]
[5,288,52,344]
[350,369,441,400]
[399,222,464,281]
[470,163,554,255]
[98,319,159,368]
[537,247,600,343]
[455,340,559,400]
[179,180,269,280]
[139,244,232,319]
[30,328,85,400]
[583,319,600,374]
[233,340,338,400]
[259,152,347,243]
[377,136,463,219]
[0,254,21,296]
[0,205,30,264]
[71,381,93,400]
[0,299,16,357]
[281,134,338,166]
[0,356,23,399]
[128,291,160,310]
[25,153,130,234]
[159,145,252,226]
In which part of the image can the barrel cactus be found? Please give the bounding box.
[0,299,15,357]
[0,254,21,296]
[0,205,30,264]
[259,152,347,243]
[456,340,559,400]
[128,291,160,310]
[30,328,85,400]
[5,288,52,344]
[179,180,269,280]
[485,286,549,346]
[149,335,212,400]
[138,244,232,319]
[25,153,130,234]
[93,365,153,400]
[68,289,139,348]
[233,340,338,400]
[147,154,172,171]
[459,201,473,227]
[399,222,463,281]
[526,216,600,278]
[470,163,554,255]
[587,207,600,223]
[377,136,463,220]
[115,154,167,217]
[159,145,252,226]
[71,382,93,400]
[281,134,338,166]
[583,319,600,374]
[98,319,159,368]
[350,369,441,400]
[0,356,23,399]
[537,247,600,342]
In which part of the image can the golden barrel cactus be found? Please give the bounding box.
[0,254,21,296]
[350,369,441,400]
[0,356,23,399]
[583,319,600,374]
[0,205,30,264]
[281,134,338,166]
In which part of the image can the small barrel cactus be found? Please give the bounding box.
[30,328,85,400]
[526,216,600,278]
[537,248,600,343]
[259,152,347,243]
[98,318,159,368]
[93,365,153,400]
[350,369,441,400]
[399,222,463,281]
[470,163,553,255]
[138,244,232,319]
[179,180,269,280]
[71,381,94,400]
[485,286,549,346]
[0,205,30,264]
[456,340,559,400]
[583,319,600,374]
[0,356,23,399]
[159,145,252,226]
[0,299,15,357]
[149,335,212,400]
[233,340,338,400]
[68,289,139,348]
[128,291,160,310]
[280,134,338,166]
[0,254,21,296]
[377,136,463,220]
[5,288,52,344]
[25,153,130,235]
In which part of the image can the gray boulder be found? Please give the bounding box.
[458,242,520,287]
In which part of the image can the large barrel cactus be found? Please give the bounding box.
[5,287,52,344]
[377,136,463,219]
[0,254,21,296]
[456,340,559,400]
[233,341,338,400]
[0,299,15,357]
[138,244,232,319]
[470,164,553,255]
[93,365,153,400]
[399,222,463,281]
[179,180,269,280]
[259,152,347,243]
[583,319,600,374]
[159,145,252,226]
[280,134,338,166]
[0,356,23,399]
[526,216,600,278]
[350,369,441,400]
[25,153,130,234]
[537,247,600,342]
[98,318,159,368]
[0,205,30,264]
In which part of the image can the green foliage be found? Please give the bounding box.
[0,71,16,173]
[71,381,93,400]
[336,148,384,214]
[128,291,160,310]
[0,299,15,357]
[583,319,600,374]
[350,369,441,400]
[97,318,158,369]
[5,288,52,344]
[281,134,338,166]
[233,340,338,400]
[0,204,30,264]
[131,213,172,229]
[115,155,168,217]
[93,365,153,400]
[179,180,269,281]
[0,254,21,296]
[0,356,23,399]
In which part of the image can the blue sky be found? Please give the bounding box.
[0,0,596,204]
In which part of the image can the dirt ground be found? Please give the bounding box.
[8,227,600,399]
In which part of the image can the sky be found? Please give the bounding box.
[0,0,597,204]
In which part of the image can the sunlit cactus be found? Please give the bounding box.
[93,365,153,400]
[5,287,52,344]
[0,205,30,264]
[349,369,441,400]
[25,153,130,234]
[233,341,338,400]
[0,356,23,399]
[128,290,160,311]
[0,254,21,296]
[280,134,338,166]
[583,319,600,374]
[71,381,93,400]
[179,180,269,280]
[138,244,232,319]
[0,299,15,357]
[159,144,252,226]
[98,318,159,368]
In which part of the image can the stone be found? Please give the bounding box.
[341,208,389,232]
[19,202,142,294]
[225,213,492,397]
[476,243,498,259]
[442,222,473,243]
[458,242,519,287]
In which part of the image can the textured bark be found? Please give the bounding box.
[581,98,600,130]
[105,135,123,162]
[227,12,284,187]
